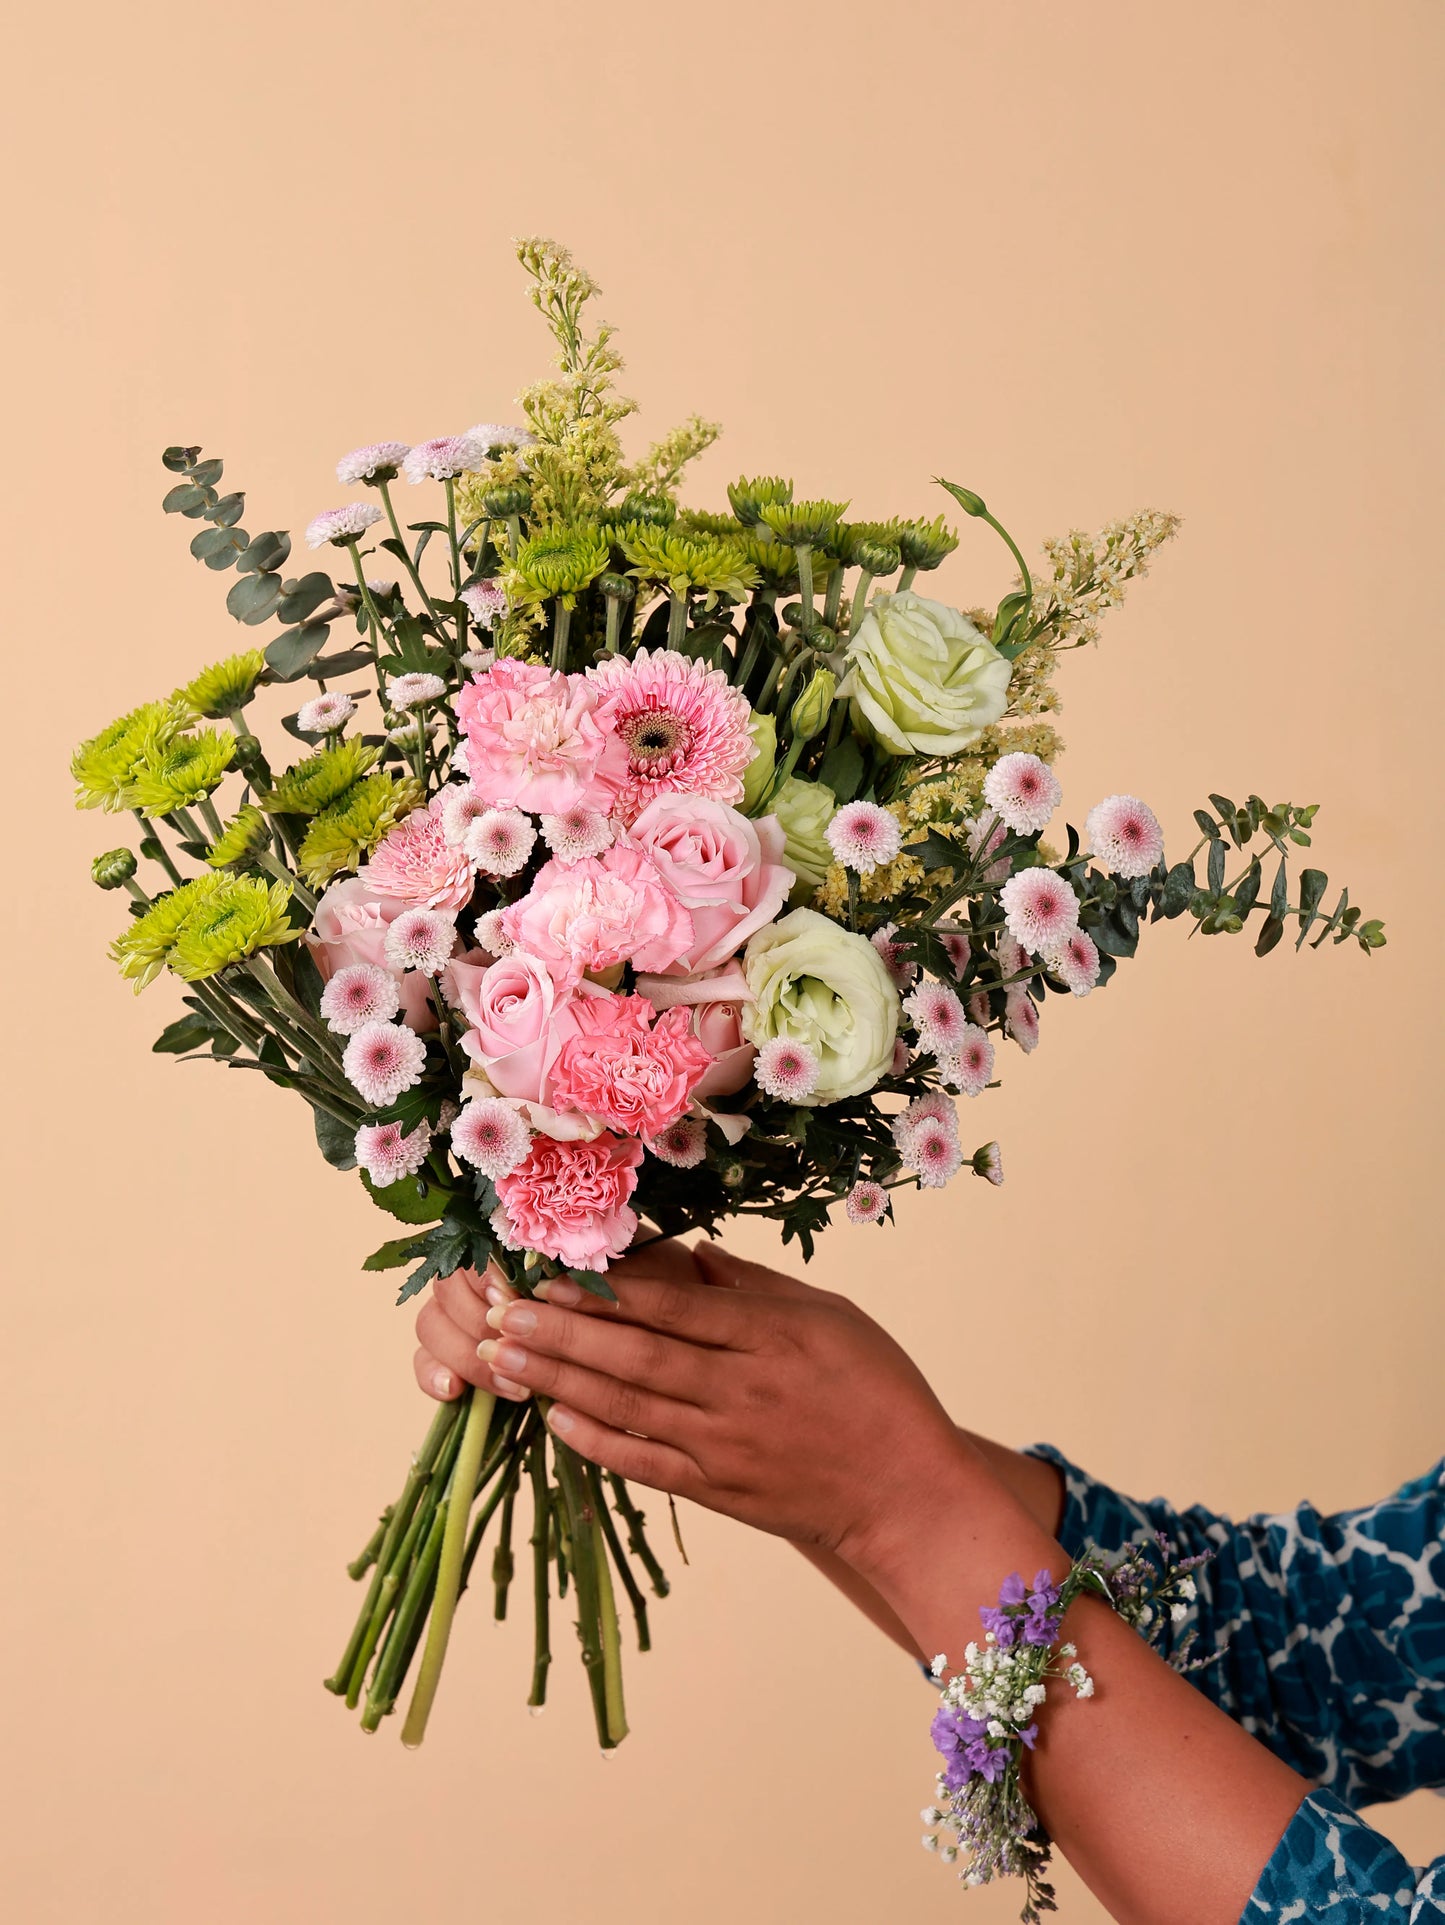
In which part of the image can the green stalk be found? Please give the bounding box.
[442,479,467,650]
[898,565,918,591]
[196,794,225,840]
[527,1440,552,1708]
[376,479,440,620]
[361,1494,452,1731]
[822,563,844,630]
[592,1512,628,1742]
[134,810,184,886]
[603,591,622,654]
[254,849,316,914]
[348,1508,393,1582]
[847,570,875,636]
[506,514,523,560]
[667,589,689,651]
[550,601,573,672]
[549,1433,614,1747]
[793,542,815,624]
[400,1385,498,1747]
[123,876,151,906]
[493,1484,518,1620]
[588,1464,650,1652]
[605,1473,670,1596]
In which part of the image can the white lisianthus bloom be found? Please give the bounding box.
[770,776,836,903]
[844,590,1010,756]
[741,907,899,1103]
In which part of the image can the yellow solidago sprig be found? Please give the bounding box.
[619,416,723,499]
[168,877,300,982]
[263,739,380,817]
[206,803,272,870]
[177,648,267,720]
[127,728,237,817]
[298,772,425,888]
[111,874,227,989]
[1027,511,1182,651]
[71,699,191,811]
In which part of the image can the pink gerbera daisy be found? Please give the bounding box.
[1004,987,1041,1054]
[999,868,1080,955]
[646,1115,708,1169]
[826,801,903,875]
[1085,793,1164,879]
[363,792,475,910]
[587,648,754,824]
[450,1097,532,1181]
[941,1023,995,1097]
[1048,929,1101,997]
[755,1037,821,1103]
[319,962,400,1035]
[983,752,1062,835]
[353,1118,431,1187]
[845,1180,889,1225]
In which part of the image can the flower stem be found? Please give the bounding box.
[493,1483,517,1620]
[898,565,918,591]
[667,589,689,651]
[822,563,844,630]
[793,543,815,624]
[588,1463,650,1652]
[377,480,439,620]
[253,849,316,913]
[400,1384,497,1747]
[550,602,573,673]
[605,1473,670,1597]
[348,1507,394,1582]
[593,1511,628,1742]
[527,1438,552,1707]
[134,810,184,886]
[847,571,875,636]
[443,480,467,651]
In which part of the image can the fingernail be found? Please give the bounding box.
[536,1277,581,1306]
[492,1374,531,1401]
[547,1407,575,1435]
[484,1281,514,1308]
[485,1304,508,1331]
[477,1338,499,1363]
[433,1370,455,1397]
[495,1342,529,1374]
[500,1304,537,1336]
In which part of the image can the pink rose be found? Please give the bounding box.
[500,844,694,977]
[626,797,794,975]
[494,1133,644,1271]
[457,657,626,815]
[450,949,600,1137]
[361,792,475,911]
[307,876,435,1031]
[635,964,756,1098]
[551,993,713,1137]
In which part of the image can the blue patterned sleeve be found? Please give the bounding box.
[1023,1447,1445,1807]
[1246,1789,1444,1920]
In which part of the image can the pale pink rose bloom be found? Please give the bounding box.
[450,949,599,1138]
[634,963,756,1098]
[307,875,435,1031]
[627,796,794,975]
[500,844,694,977]
[362,791,475,911]
[494,1133,644,1271]
[551,993,713,1137]
[457,658,626,815]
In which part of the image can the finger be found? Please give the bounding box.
[692,1242,814,1300]
[544,1402,702,1499]
[488,1299,713,1403]
[413,1344,465,1402]
[478,1335,701,1445]
[432,1267,494,1341]
[574,1263,754,1346]
[415,1298,531,1402]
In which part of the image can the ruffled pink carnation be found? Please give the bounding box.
[634,963,757,1099]
[587,648,754,824]
[551,993,712,1137]
[458,658,625,816]
[500,845,694,977]
[493,1132,644,1271]
[362,792,475,911]
[628,796,793,975]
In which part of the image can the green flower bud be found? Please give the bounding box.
[739,711,777,814]
[727,475,793,528]
[895,514,959,572]
[92,848,138,890]
[788,667,838,744]
[617,491,675,527]
[771,776,837,904]
[598,571,636,602]
[853,537,902,578]
[481,481,532,518]
[719,1160,747,1188]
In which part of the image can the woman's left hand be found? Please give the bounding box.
[475,1239,970,1573]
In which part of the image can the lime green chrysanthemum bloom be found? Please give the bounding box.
[263,739,381,817]
[513,525,611,606]
[298,772,425,887]
[177,649,267,719]
[127,728,237,817]
[738,533,800,590]
[619,526,758,605]
[757,498,849,547]
[169,878,300,981]
[895,514,959,572]
[71,699,190,811]
[206,803,272,869]
[727,476,793,528]
[839,520,904,576]
[672,509,749,543]
[111,874,228,989]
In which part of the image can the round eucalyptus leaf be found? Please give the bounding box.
[226,570,282,625]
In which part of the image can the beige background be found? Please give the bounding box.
[3,3,1441,1920]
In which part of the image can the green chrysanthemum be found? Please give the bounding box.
[737,533,801,590]
[727,476,793,528]
[895,513,959,571]
[513,525,611,606]
[673,509,749,542]
[127,728,237,817]
[757,498,849,547]
[263,739,381,817]
[298,772,425,887]
[169,878,300,982]
[839,520,904,576]
[178,649,267,719]
[206,803,272,869]
[111,874,227,989]
[71,699,190,811]
[619,526,758,604]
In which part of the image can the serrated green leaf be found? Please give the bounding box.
[363,1170,452,1223]
[362,1236,427,1272]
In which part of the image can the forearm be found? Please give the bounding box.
[851,1434,1307,1925]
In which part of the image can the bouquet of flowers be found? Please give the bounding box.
[73,237,1382,1753]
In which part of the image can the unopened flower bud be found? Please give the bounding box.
[853,537,901,577]
[481,481,531,518]
[720,1160,747,1188]
[617,491,674,527]
[598,571,636,602]
[91,848,138,890]
[740,711,777,814]
[788,667,837,744]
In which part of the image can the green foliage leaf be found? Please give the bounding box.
[1269,857,1289,920]
[1207,839,1226,894]
[1158,861,1196,918]
[817,732,864,803]
[394,1219,474,1305]
[265,622,330,680]
[278,572,335,625]
[362,1236,427,1272]
[1192,809,1220,841]
[152,1013,217,1054]
[567,1267,619,1303]
[237,530,292,575]
[313,1105,358,1170]
[208,491,246,527]
[363,1170,452,1224]
[1295,867,1328,945]
[226,571,282,625]
[163,483,206,515]
[162,445,201,472]
[1255,914,1285,957]
[191,457,224,488]
[1233,859,1262,919]
[307,644,367,678]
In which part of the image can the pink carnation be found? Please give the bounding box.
[587,648,754,825]
[999,868,1080,955]
[500,844,694,978]
[551,993,713,1137]
[628,796,794,975]
[1085,794,1164,879]
[458,658,625,816]
[493,1133,644,1271]
[362,792,475,911]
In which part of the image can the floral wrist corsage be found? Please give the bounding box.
[923,1539,1210,1921]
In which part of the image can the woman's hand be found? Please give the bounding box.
[457,1240,970,1573]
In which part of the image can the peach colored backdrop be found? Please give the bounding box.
[4,3,1441,1920]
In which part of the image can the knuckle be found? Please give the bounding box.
[605,1377,647,1433]
[630,1329,670,1381]
[649,1282,693,1331]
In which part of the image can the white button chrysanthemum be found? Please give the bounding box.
[465,423,535,454]
[386,672,448,710]
[939,1023,995,1097]
[754,1038,821,1104]
[384,908,457,976]
[646,1115,708,1169]
[474,907,514,957]
[342,1020,428,1107]
[336,441,411,486]
[353,1118,431,1187]
[296,691,358,735]
[403,433,488,483]
[870,921,918,991]
[305,502,384,549]
[451,1097,532,1181]
[971,1140,1004,1185]
[440,783,489,848]
[460,580,508,629]
[319,962,401,1035]
[1004,986,1041,1054]
[845,1180,888,1225]
[825,800,903,875]
[998,868,1080,955]
[1047,929,1101,997]
[465,808,537,879]
[539,806,615,865]
[983,752,1062,835]
[1084,793,1164,879]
